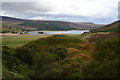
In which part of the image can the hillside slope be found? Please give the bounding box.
[1,16,104,31]
[91,20,120,32]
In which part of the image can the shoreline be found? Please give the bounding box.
[0,33,20,36]
[0,30,89,36]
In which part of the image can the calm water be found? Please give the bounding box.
[28,30,89,35]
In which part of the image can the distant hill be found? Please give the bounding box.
[0,24,23,33]
[1,16,104,31]
[91,20,120,32]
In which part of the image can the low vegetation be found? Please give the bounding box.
[2,35,120,79]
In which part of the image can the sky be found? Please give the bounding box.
[0,0,120,24]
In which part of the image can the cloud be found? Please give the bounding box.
[31,16,46,20]
[1,0,119,24]
[1,2,53,17]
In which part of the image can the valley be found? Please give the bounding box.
[1,0,120,79]
[1,16,104,32]
[1,16,120,79]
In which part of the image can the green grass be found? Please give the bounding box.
[2,35,49,48]
[2,33,91,48]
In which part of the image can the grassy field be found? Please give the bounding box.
[1,33,91,48]
[1,32,106,49]
[2,35,49,48]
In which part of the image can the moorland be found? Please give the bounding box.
[1,16,120,79]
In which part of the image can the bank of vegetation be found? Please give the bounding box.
[2,35,120,79]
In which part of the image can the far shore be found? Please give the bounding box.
[0,33,20,36]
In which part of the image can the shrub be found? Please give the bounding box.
[61,57,83,78]
[81,38,120,78]
[32,52,62,78]
[2,46,30,79]
[15,47,34,65]
[3,67,23,78]
[48,45,67,61]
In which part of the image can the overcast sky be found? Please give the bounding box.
[0,0,119,24]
